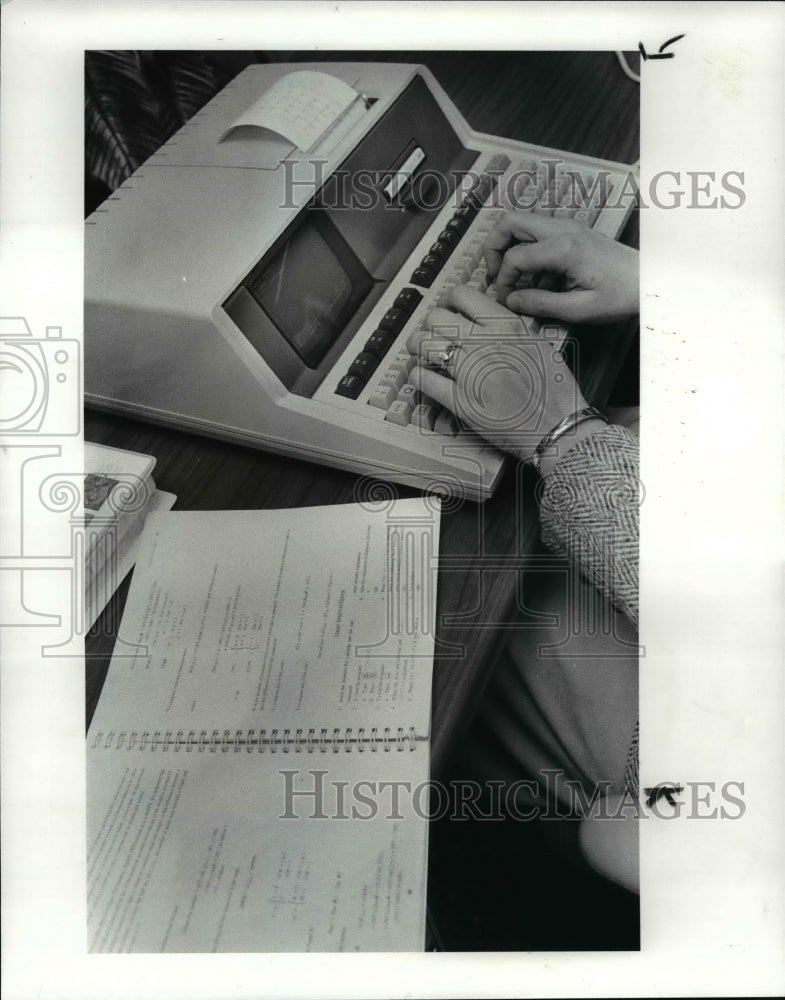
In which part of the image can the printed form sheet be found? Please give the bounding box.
[89,500,440,740]
[87,499,440,952]
[87,745,429,952]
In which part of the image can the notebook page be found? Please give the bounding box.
[87,740,429,952]
[89,500,440,742]
[219,70,360,152]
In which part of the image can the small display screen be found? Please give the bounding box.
[248,214,371,369]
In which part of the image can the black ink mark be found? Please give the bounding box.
[644,783,684,808]
[639,34,686,61]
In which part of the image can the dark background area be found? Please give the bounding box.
[85,50,640,212]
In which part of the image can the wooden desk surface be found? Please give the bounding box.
[85,51,639,778]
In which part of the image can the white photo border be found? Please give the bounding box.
[1,2,783,998]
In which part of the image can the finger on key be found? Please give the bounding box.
[447,285,526,330]
[404,331,458,374]
[406,310,471,355]
[485,212,585,279]
[494,240,572,310]
[426,307,474,339]
[410,365,459,414]
[423,309,476,376]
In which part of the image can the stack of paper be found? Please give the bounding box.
[84,442,176,629]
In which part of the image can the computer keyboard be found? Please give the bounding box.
[318,149,620,459]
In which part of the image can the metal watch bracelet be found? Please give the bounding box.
[531,406,609,472]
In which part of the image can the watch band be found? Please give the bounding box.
[531,406,609,472]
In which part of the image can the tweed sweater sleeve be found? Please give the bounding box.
[539,424,640,796]
[539,424,639,628]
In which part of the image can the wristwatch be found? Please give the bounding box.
[531,406,609,472]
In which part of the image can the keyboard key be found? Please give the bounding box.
[516,155,539,172]
[410,403,439,431]
[420,253,444,274]
[430,240,455,262]
[348,352,380,380]
[464,190,486,212]
[393,288,423,315]
[389,350,417,376]
[385,400,413,426]
[454,204,478,222]
[335,374,364,399]
[471,221,493,241]
[378,368,407,391]
[452,255,476,282]
[461,236,484,260]
[436,282,458,306]
[445,217,469,236]
[461,169,499,205]
[437,229,462,248]
[486,153,511,174]
[364,329,396,358]
[543,180,559,209]
[368,385,397,410]
[397,384,420,406]
[378,308,407,334]
[411,266,436,289]
[511,173,534,204]
[466,174,495,207]
[434,410,460,437]
[459,171,481,199]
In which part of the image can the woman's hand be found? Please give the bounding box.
[485,212,639,324]
[407,285,602,464]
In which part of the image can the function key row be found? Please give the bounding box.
[335,288,423,398]
[410,157,510,289]
[335,156,514,400]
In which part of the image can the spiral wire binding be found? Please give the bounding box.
[92,726,418,752]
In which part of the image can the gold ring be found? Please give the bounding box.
[428,344,461,374]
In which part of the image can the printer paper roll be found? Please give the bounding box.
[219,70,361,152]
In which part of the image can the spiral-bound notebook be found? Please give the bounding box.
[87,499,440,952]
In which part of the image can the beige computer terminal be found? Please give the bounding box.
[85,63,636,500]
